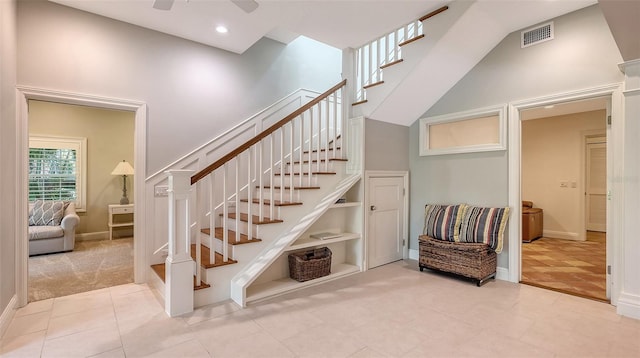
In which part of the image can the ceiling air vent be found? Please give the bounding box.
[521,22,554,48]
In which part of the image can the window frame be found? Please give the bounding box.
[419,105,507,156]
[28,135,87,212]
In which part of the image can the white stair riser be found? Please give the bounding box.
[270,175,319,188]
[299,149,341,162]
[286,161,339,173]
[254,188,301,202]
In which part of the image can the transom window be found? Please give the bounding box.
[29,136,87,211]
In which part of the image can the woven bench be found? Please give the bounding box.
[418,235,497,287]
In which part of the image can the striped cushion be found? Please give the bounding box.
[459,206,510,253]
[423,204,467,242]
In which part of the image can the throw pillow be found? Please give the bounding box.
[458,206,511,253]
[28,200,65,226]
[423,204,467,242]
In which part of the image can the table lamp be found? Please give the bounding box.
[111,160,134,204]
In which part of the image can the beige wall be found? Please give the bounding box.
[28,100,134,236]
[522,110,606,241]
[364,119,409,171]
[1,0,17,325]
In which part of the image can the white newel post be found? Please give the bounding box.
[165,170,195,317]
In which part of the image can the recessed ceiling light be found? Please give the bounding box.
[216,25,228,34]
[544,105,555,109]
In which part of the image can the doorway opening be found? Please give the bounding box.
[26,100,135,302]
[519,97,609,302]
[16,88,147,308]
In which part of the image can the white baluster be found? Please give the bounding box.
[333,91,338,159]
[247,147,253,241]
[195,180,202,287]
[324,98,330,171]
[208,173,215,251]
[360,46,366,100]
[316,103,321,173]
[233,156,239,261]
[222,163,228,262]
[258,142,264,222]
[299,113,304,188]
[279,127,284,204]
[289,120,294,202]
[308,108,313,187]
[269,133,275,220]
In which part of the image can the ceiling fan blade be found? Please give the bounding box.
[231,0,259,14]
[153,0,174,11]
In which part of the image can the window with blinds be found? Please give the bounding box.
[28,136,87,211]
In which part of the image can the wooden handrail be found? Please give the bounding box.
[419,5,448,22]
[191,79,347,185]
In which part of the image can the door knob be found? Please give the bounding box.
[370,205,376,211]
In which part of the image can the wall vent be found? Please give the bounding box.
[521,22,554,48]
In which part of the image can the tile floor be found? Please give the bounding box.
[2,260,639,357]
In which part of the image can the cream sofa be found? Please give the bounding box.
[28,201,80,256]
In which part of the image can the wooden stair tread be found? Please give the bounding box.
[221,212,283,224]
[363,81,384,89]
[240,199,303,206]
[302,147,341,154]
[380,59,403,70]
[202,228,262,245]
[398,34,425,47]
[151,263,211,290]
[275,172,336,176]
[352,99,368,106]
[260,185,320,190]
[190,244,237,268]
[288,158,348,165]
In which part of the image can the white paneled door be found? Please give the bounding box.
[586,140,606,232]
[367,176,405,268]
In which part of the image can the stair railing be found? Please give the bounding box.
[354,5,448,102]
[165,80,347,299]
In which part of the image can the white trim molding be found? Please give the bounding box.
[541,231,582,241]
[507,83,623,307]
[16,87,147,307]
[616,292,640,320]
[0,295,17,338]
[409,248,419,261]
[76,231,109,241]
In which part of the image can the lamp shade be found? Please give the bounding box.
[111,160,134,176]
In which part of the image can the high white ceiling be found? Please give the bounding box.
[49,0,596,56]
[50,0,452,54]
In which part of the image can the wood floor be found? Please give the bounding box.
[521,231,607,302]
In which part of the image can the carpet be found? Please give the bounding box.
[28,238,134,302]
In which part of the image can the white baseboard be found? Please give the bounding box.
[0,295,18,338]
[409,248,418,260]
[76,231,109,241]
[496,267,509,281]
[616,292,640,320]
[543,230,582,241]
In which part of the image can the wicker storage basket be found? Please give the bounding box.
[288,247,332,282]
[418,235,496,286]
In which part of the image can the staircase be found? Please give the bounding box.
[155,80,365,315]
